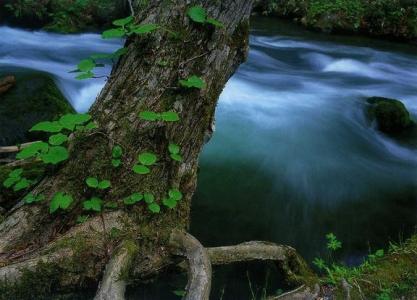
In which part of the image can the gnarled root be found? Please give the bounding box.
[94,241,137,300]
[169,229,212,300]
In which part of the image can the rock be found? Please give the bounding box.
[0,70,75,146]
[0,75,16,95]
[367,97,414,134]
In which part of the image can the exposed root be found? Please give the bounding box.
[0,249,72,282]
[207,241,313,285]
[94,242,136,300]
[169,230,212,300]
[270,284,320,300]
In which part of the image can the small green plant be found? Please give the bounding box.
[162,188,183,209]
[16,113,94,165]
[111,145,123,167]
[123,193,143,205]
[2,168,33,192]
[83,197,103,212]
[326,232,342,251]
[24,193,45,204]
[187,6,224,28]
[179,75,206,89]
[86,177,111,190]
[168,143,183,162]
[132,152,157,175]
[49,192,73,213]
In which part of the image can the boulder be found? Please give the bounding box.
[0,70,75,146]
[367,97,414,134]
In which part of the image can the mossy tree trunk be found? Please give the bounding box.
[0,0,260,295]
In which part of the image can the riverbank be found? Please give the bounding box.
[0,0,127,32]
[254,0,417,42]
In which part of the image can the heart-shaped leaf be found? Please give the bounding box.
[169,189,183,201]
[13,178,31,191]
[86,177,99,188]
[50,192,73,213]
[144,193,155,204]
[83,197,103,212]
[113,16,134,27]
[98,180,111,190]
[30,121,63,133]
[132,164,150,175]
[187,6,207,23]
[179,75,206,89]
[16,142,49,160]
[138,152,157,166]
[148,203,160,213]
[49,133,68,146]
[41,146,69,165]
[102,28,126,39]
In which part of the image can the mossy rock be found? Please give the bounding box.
[0,70,74,147]
[367,97,414,135]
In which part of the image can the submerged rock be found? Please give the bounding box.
[0,70,74,146]
[367,97,414,134]
[0,75,16,95]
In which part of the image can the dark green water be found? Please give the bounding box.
[2,17,417,299]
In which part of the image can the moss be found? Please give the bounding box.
[0,0,127,33]
[0,161,46,211]
[346,235,417,299]
[367,96,414,134]
[0,70,74,146]
[254,0,417,41]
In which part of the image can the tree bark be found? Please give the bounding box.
[0,0,255,295]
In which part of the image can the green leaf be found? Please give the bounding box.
[131,23,159,34]
[85,121,98,130]
[41,146,69,165]
[168,143,180,154]
[161,111,180,122]
[138,152,157,166]
[76,71,94,80]
[124,193,143,205]
[83,197,103,212]
[170,154,183,162]
[112,47,128,58]
[102,28,126,39]
[312,257,326,270]
[50,192,73,213]
[132,164,150,175]
[173,290,186,297]
[13,178,31,191]
[30,121,63,133]
[105,202,118,209]
[77,59,95,72]
[179,75,206,89]
[86,177,99,188]
[113,16,134,27]
[59,113,92,131]
[187,6,207,23]
[48,133,68,146]
[24,193,45,204]
[8,168,23,178]
[375,249,384,257]
[3,176,20,188]
[77,215,89,224]
[148,203,160,213]
[16,142,49,160]
[144,193,154,204]
[112,159,122,167]
[139,111,160,121]
[206,18,224,28]
[169,189,183,201]
[163,198,177,209]
[98,180,111,190]
[112,145,123,158]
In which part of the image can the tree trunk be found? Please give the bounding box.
[0,0,256,296]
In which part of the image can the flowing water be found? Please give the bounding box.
[1,17,417,299]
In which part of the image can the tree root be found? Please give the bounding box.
[169,229,212,300]
[94,242,137,300]
[0,229,317,300]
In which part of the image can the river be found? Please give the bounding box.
[1,17,417,299]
